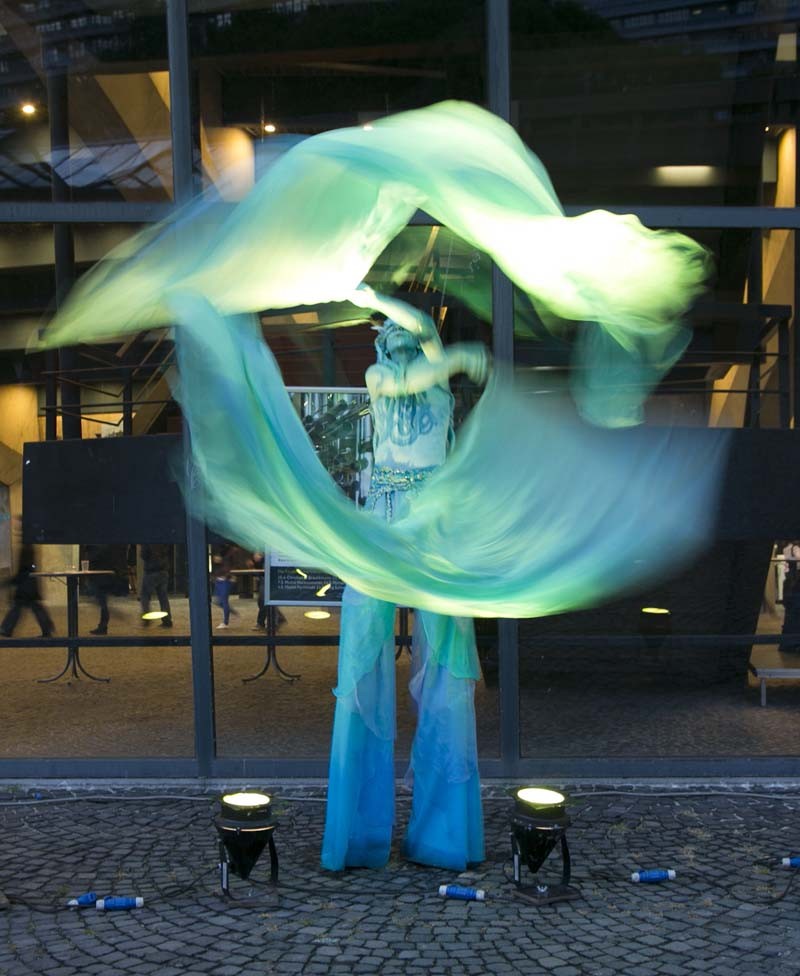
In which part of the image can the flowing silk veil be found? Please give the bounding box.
[40,101,727,620]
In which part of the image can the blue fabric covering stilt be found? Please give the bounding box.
[322,587,483,872]
[403,611,483,870]
[322,588,396,870]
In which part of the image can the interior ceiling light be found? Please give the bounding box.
[21,103,36,116]
[510,786,579,906]
[263,123,276,133]
[651,165,719,187]
[215,791,278,899]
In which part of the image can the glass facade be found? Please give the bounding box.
[0,0,172,202]
[0,0,798,777]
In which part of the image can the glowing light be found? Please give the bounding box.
[304,610,331,620]
[362,124,374,131]
[295,568,308,578]
[21,103,36,116]
[315,583,331,597]
[641,607,670,615]
[651,165,719,187]
[516,787,565,807]
[221,791,271,810]
[141,610,168,620]
[263,123,276,134]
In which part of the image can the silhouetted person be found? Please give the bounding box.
[780,542,800,654]
[140,544,173,628]
[212,542,239,629]
[86,544,127,635]
[249,551,286,631]
[0,544,54,638]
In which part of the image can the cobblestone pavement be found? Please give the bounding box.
[1,783,800,975]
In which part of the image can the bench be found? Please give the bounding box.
[749,646,800,706]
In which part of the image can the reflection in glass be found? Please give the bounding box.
[511,0,798,206]
[0,0,171,202]
[518,536,800,759]
[189,0,485,199]
[0,539,193,758]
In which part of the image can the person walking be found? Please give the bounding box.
[140,543,173,628]
[212,543,239,629]
[0,544,54,638]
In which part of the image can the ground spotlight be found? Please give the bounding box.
[639,606,672,647]
[215,791,278,898]
[510,787,579,905]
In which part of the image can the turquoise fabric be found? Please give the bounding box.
[39,100,725,621]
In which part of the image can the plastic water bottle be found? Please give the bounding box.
[781,856,800,868]
[438,884,485,901]
[96,897,144,910]
[631,869,676,883]
[67,892,97,907]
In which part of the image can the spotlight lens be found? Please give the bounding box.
[21,103,36,115]
[516,788,565,806]
[263,123,276,133]
[641,607,670,615]
[222,791,271,809]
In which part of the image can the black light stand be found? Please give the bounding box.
[214,792,279,901]
[510,787,580,906]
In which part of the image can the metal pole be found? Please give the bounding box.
[185,445,216,775]
[48,66,81,439]
[487,0,519,776]
[167,0,216,771]
[122,373,134,437]
[779,314,790,428]
[167,0,194,205]
[747,232,763,428]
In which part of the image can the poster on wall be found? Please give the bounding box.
[267,554,345,606]
[265,386,371,607]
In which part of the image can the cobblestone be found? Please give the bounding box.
[0,784,799,975]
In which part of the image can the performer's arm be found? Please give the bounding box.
[351,284,446,363]
[366,343,490,398]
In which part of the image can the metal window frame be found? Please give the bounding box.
[1,0,798,781]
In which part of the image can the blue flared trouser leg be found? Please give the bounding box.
[322,588,397,870]
[403,610,484,871]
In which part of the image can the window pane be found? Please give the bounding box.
[511,2,797,206]
[0,0,172,202]
[188,0,485,199]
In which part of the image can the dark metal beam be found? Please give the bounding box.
[167,0,194,205]
[0,202,175,223]
[487,0,520,778]
[184,449,216,777]
[4,203,800,230]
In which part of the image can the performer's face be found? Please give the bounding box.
[385,328,419,361]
